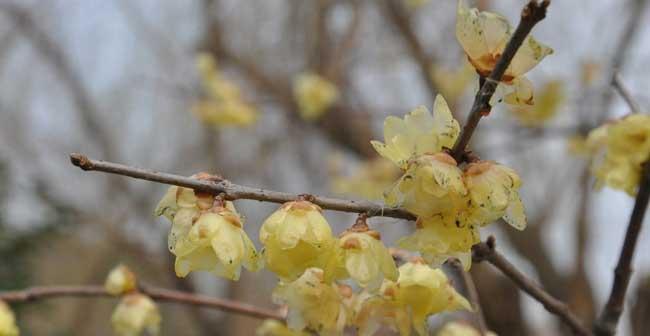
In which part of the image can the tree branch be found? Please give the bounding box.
[612,73,642,114]
[473,237,592,336]
[69,153,416,220]
[451,0,550,161]
[449,259,489,335]
[0,285,284,321]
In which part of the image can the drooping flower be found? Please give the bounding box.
[105,264,137,295]
[384,152,467,219]
[587,114,650,195]
[330,157,402,200]
[371,96,460,170]
[436,321,498,336]
[456,0,552,105]
[508,80,565,126]
[0,301,19,336]
[398,217,480,270]
[272,268,346,335]
[193,53,258,127]
[173,206,261,280]
[355,261,471,336]
[260,200,340,282]
[256,320,310,336]
[111,293,161,336]
[464,160,527,230]
[293,72,340,121]
[391,261,472,335]
[339,226,398,290]
[155,182,259,280]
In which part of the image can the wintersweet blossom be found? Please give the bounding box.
[260,201,340,281]
[355,261,471,336]
[111,293,161,336]
[272,268,346,335]
[587,114,650,195]
[371,95,460,169]
[293,72,340,121]
[398,217,480,270]
[436,321,498,336]
[508,80,565,126]
[0,301,19,336]
[256,320,310,336]
[456,0,552,105]
[105,264,137,295]
[464,160,527,230]
[193,53,258,127]
[384,152,467,219]
[339,228,398,290]
[172,206,261,280]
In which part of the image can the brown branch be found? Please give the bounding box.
[451,0,550,161]
[593,162,650,336]
[69,153,416,220]
[0,285,284,321]
[612,73,642,114]
[448,259,488,335]
[473,237,592,336]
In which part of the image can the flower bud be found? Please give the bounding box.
[105,264,137,295]
[111,293,161,336]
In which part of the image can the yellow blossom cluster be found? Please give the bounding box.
[155,180,261,280]
[293,72,340,121]
[0,301,19,336]
[371,95,527,269]
[586,114,650,195]
[192,53,258,127]
[508,80,565,127]
[456,0,552,106]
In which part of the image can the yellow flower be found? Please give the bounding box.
[371,95,460,169]
[508,80,565,126]
[353,290,411,336]
[464,161,527,230]
[111,293,161,336]
[105,264,137,295]
[456,0,552,105]
[193,53,258,127]
[256,320,309,336]
[173,207,261,280]
[293,72,340,121]
[398,217,480,270]
[430,61,475,103]
[0,301,19,336]
[272,268,346,335]
[331,158,402,200]
[391,262,471,335]
[260,201,339,281]
[339,230,399,290]
[436,321,498,336]
[385,153,467,219]
[588,114,650,195]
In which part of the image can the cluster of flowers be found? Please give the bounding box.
[192,53,258,127]
[293,72,340,122]
[155,184,470,335]
[372,95,527,269]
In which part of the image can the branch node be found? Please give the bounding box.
[70,153,93,170]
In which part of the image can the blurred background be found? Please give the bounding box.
[0,0,649,335]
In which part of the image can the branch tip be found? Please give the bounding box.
[69,153,93,170]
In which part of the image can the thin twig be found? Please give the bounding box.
[448,259,488,335]
[612,73,642,114]
[0,284,284,320]
[451,0,550,161]
[473,237,592,336]
[69,153,416,220]
[594,133,650,335]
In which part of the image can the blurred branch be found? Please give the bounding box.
[0,284,284,320]
[612,73,642,114]
[451,0,550,161]
[323,0,362,83]
[449,259,488,335]
[631,275,650,336]
[69,153,416,220]
[473,237,592,336]
[594,78,650,335]
[380,0,439,103]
